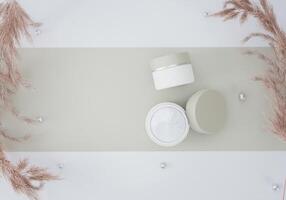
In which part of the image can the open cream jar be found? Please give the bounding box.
[145,102,189,147]
[150,52,195,90]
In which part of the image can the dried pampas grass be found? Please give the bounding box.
[0,0,40,125]
[0,147,58,200]
[211,0,286,141]
[0,0,57,199]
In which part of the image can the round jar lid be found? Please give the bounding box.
[150,52,190,71]
[186,89,226,134]
[145,102,189,146]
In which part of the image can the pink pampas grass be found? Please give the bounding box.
[0,1,57,199]
[212,0,286,141]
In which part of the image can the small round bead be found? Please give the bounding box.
[238,92,247,102]
[272,184,280,191]
[160,162,167,169]
[35,29,41,35]
[37,116,44,123]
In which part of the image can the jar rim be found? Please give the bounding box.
[150,52,190,71]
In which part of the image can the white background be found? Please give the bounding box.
[0,152,285,200]
[16,0,286,47]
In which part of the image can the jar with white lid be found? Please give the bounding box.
[150,52,195,90]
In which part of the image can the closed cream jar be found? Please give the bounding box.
[150,52,195,90]
[186,89,226,134]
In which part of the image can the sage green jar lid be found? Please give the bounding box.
[150,52,191,71]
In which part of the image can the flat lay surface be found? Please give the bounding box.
[17,0,286,47]
[4,48,285,151]
[1,152,285,200]
[0,0,285,199]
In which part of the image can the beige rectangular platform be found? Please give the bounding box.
[5,48,286,151]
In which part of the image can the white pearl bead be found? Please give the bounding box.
[35,28,41,36]
[57,163,64,169]
[160,162,167,169]
[272,184,280,191]
[238,92,247,102]
[37,116,44,123]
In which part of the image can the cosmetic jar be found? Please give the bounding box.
[150,52,195,90]
[186,89,226,134]
[145,102,189,146]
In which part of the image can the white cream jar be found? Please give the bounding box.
[186,89,226,134]
[150,52,195,90]
[145,102,189,147]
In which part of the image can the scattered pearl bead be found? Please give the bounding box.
[238,92,247,102]
[272,184,280,191]
[37,116,44,123]
[160,162,167,169]
[57,163,64,170]
[35,28,41,36]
